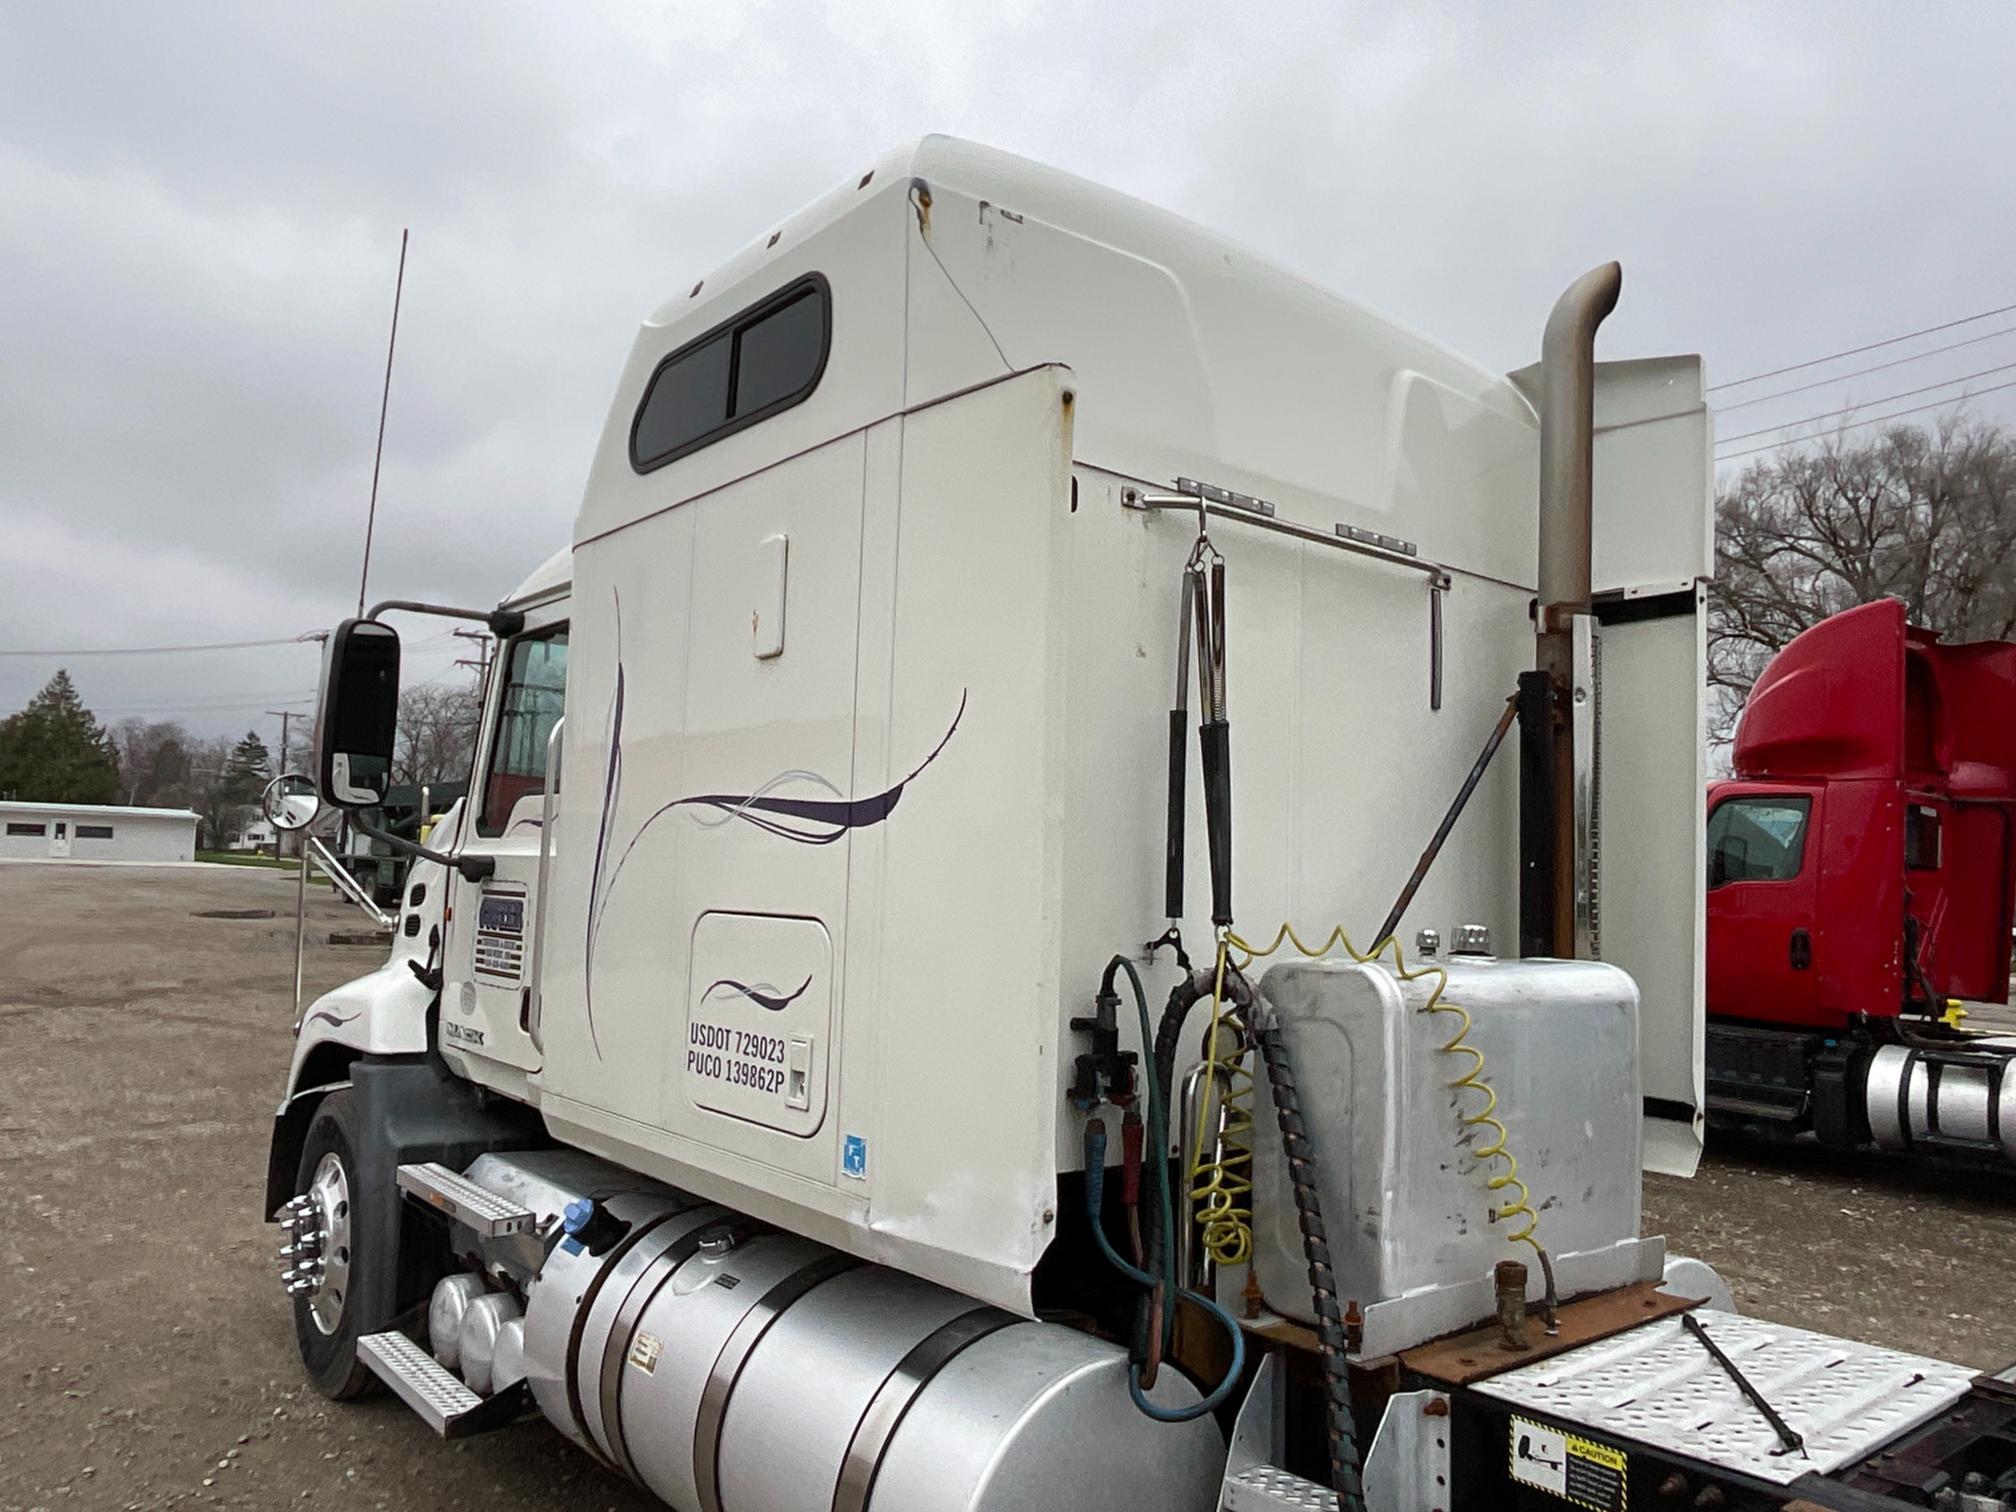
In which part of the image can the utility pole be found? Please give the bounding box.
[451,627,496,693]
[265,708,297,858]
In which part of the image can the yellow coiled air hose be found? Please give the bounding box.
[1205,923,1556,1315]
[1186,935,1255,1267]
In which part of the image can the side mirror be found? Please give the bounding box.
[261,773,322,832]
[315,618,401,808]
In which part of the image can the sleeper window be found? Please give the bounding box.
[630,276,830,471]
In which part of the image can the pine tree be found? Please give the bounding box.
[0,670,121,804]
[222,729,274,804]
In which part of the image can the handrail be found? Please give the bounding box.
[1122,487,1451,586]
[527,717,564,1052]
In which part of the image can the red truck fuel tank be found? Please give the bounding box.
[1707,599,2016,1032]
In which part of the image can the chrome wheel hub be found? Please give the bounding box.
[277,1153,353,1335]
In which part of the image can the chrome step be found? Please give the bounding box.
[395,1162,536,1238]
[357,1331,520,1438]
[1221,1464,1338,1510]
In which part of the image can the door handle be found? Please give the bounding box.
[1789,928,1812,971]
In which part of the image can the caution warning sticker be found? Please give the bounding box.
[1509,1416,1627,1511]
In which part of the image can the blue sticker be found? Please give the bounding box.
[841,1133,868,1180]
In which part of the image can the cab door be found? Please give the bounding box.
[442,618,568,1074]
[1706,785,1823,1026]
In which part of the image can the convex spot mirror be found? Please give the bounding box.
[261,772,322,832]
[315,618,400,809]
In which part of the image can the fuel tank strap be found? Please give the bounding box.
[830,1306,1018,1512]
[599,1214,763,1484]
[563,1205,688,1456]
[694,1251,861,1512]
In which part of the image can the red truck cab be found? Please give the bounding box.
[1705,599,2016,1158]
[1709,598,2016,1029]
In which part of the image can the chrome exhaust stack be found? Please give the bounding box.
[1521,261,1620,959]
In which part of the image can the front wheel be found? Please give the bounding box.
[282,1090,373,1399]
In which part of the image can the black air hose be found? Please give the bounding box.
[1254,1008,1365,1512]
[1145,969,1231,1296]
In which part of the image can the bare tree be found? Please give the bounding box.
[182,734,244,850]
[1710,413,2016,738]
[394,677,484,788]
[111,718,196,806]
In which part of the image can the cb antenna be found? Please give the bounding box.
[356,228,409,617]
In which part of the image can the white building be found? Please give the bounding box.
[0,800,199,863]
[229,818,277,853]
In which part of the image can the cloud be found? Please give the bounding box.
[3,0,2014,737]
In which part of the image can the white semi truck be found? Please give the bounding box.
[264,138,2014,1509]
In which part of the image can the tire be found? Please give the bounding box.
[290,1090,374,1400]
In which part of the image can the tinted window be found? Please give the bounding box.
[76,824,114,839]
[1708,796,1812,887]
[631,333,731,467]
[6,822,45,836]
[1906,803,1943,871]
[478,629,568,837]
[630,276,829,471]
[734,290,825,415]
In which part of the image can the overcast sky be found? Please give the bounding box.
[4,2,2014,745]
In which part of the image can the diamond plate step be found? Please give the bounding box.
[395,1162,535,1238]
[1222,1464,1338,1510]
[358,1331,520,1439]
[1474,1307,1976,1485]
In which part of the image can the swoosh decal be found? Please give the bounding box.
[307,1010,358,1030]
[583,689,966,1057]
[700,975,813,1013]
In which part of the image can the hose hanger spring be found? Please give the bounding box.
[1183,525,1234,929]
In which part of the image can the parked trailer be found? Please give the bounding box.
[1706,599,2016,1166]
[264,138,2016,1510]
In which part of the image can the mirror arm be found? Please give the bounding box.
[348,812,496,883]
[365,599,525,640]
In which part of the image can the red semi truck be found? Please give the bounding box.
[1705,597,2016,1162]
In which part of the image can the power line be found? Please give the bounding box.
[100,687,317,707]
[0,634,323,658]
[1716,358,2016,449]
[93,695,319,717]
[1716,376,2016,462]
[1715,323,2016,412]
[1710,300,2016,392]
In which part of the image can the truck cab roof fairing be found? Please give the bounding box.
[1734,596,2016,797]
[573,136,1541,591]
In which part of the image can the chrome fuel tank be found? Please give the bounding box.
[491,1155,1221,1512]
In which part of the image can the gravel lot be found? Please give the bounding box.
[0,863,656,1512]
[4,861,2014,1510]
